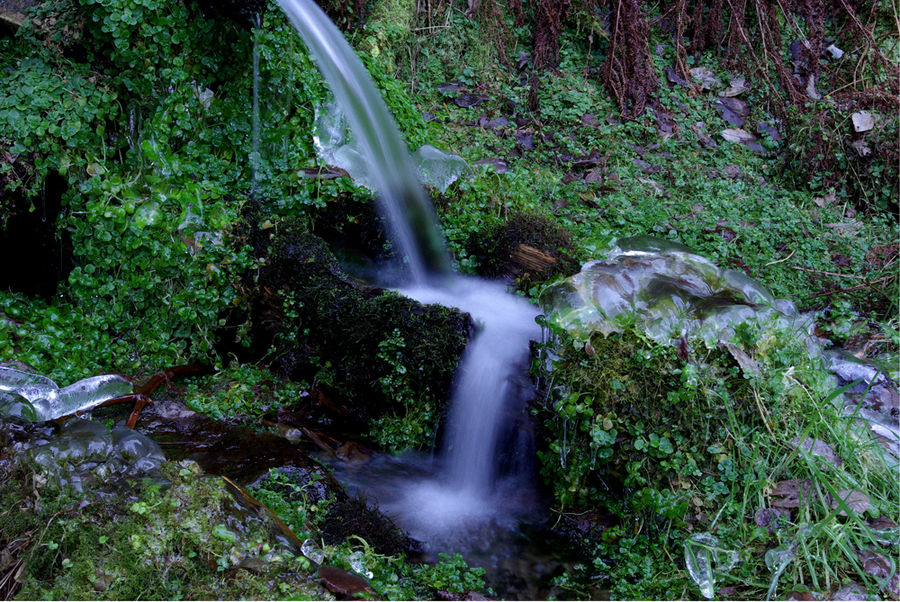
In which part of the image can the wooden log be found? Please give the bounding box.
[0,10,26,29]
[511,243,557,273]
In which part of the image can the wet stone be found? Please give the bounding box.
[138,400,339,489]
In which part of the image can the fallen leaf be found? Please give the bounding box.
[725,343,759,374]
[722,165,743,179]
[830,489,871,516]
[665,67,690,87]
[692,123,718,148]
[825,44,844,59]
[770,479,813,509]
[851,139,871,157]
[825,219,863,237]
[719,76,749,97]
[857,548,891,581]
[479,115,509,129]
[637,177,665,196]
[581,113,600,126]
[831,582,867,601]
[715,98,749,127]
[785,591,818,601]
[788,436,843,467]
[473,158,508,173]
[756,121,783,141]
[437,82,466,94]
[319,565,371,596]
[720,128,755,144]
[583,168,604,183]
[454,93,489,108]
[633,158,663,174]
[690,66,721,90]
[514,131,534,150]
[754,507,789,531]
[813,191,836,207]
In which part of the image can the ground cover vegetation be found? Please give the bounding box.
[0,0,897,599]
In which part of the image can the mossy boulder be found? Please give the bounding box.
[0,451,330,600]
[226,223,472,450]
[466,212,580,289]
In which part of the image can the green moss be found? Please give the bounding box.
[536,316,898,599]
[466,212,581,289]
[237,228,471,451]
[2,459,327,601]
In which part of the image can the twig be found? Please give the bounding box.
[764,249,796,266]
[802,275,893,300]
[790,265,866,279]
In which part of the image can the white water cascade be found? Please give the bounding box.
[278,0,541,549]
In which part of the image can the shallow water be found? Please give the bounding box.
[331,451,585,600]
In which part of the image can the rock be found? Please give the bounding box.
[226,228,472,445]
[465,213,579,287]
[318,565,371,596]
[851,111,874,133]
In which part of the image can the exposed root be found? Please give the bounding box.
[600,0,658,117]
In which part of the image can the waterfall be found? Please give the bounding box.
[278,0,540,547]
[278,0,451,283]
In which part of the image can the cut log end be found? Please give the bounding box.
[511,243,557,273]
[0,10,26,29]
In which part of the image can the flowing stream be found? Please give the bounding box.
[278,0,542,554]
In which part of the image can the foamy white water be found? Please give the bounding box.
[401,277,540,493]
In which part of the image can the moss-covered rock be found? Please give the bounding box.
[224,221,472,450]
[0,452,330,600]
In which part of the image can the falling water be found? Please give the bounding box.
[278,0,451,283]
[278,0,540,550]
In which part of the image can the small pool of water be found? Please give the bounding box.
[332,452,589,600]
